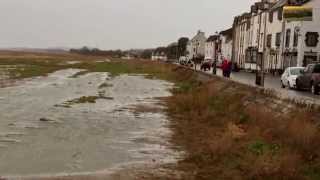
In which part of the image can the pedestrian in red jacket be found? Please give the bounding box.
[226,61,232,78]
[222,58,228,77]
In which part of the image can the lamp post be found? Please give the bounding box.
[256,10,267,87]
[213,32,219,75]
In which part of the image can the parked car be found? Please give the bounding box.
[179,56,188,65]
[216,59,223,68]
[186,60,194,67]
[201,58,213,71]
[281,67,304,89]
[296,64,320,94]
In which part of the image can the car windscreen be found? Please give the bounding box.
[314,65,320,73]
[290,68,303,75]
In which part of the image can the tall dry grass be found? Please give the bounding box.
[166,73,320,180]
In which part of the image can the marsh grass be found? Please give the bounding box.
[55,95,114,108]
[166,75,320,179]
[0,52,194,85]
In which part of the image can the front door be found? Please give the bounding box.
[301,64,314,88]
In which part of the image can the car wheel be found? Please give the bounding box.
[281,81,285,88]
[288,81,293,89]
[311,83,319,95]
[296,79,301,91]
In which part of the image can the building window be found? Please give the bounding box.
[267,34,272,48]
[276,32,281,47]
[269,11,273,23]
[305,32,319,47]
[285,29,291,48]
[246,19,251,30]
[293,28,299,47]
[278,8,283,21]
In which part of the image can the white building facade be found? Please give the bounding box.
[232,13,251,70]
[205,35,219,60]
[283,0,320,68]
[232,0,273,71]
[187,30,207,60]
[265,0,320,73]
[266,0,287,73]
[220,28,233,62]
[232,0,320,73]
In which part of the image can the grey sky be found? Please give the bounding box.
[0,0,256,50]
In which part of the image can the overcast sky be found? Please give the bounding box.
[0,0,256,50]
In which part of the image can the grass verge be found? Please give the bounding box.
[165,72,320,180]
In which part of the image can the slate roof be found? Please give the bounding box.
[206,35,219,42]
[270,0,288,11]
[220,28,233,37]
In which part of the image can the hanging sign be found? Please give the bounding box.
[283,6,313,21]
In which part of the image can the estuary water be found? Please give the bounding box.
[0,69,180,179]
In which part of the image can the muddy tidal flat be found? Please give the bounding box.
[0,69,181,179]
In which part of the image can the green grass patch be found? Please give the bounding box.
[55,95,114,108]
[248,140,280,155]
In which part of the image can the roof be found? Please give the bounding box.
[191,30,206,42]
[220,28,233,36]
[206,35,219,42]
[270,0,287,11]
[167,42,178,47]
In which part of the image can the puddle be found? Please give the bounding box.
[0,69,180,178]
[58,61,82,66]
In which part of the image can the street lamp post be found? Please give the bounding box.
[213,32,219,75]
[256,10,267,87]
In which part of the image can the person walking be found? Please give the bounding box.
[221,58,228,77]
[226,60,232,78]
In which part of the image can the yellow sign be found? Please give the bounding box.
[283,6,313,21]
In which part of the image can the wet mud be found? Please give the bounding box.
[0,69,181,179]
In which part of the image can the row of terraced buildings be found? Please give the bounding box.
[232,0,320,73]
[186,0,320,74]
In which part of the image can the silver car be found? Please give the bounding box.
[281,67,304,89]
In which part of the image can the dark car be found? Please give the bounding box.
[296,64,320,94]
[185,60,194,67]
[200,61,212,71]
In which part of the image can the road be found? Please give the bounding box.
[193,65,320,105]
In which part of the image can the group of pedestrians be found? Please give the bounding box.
[221,57,232,78]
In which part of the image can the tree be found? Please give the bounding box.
[177,37,189,57]
[166,43,178,60]
[140,49,154,59]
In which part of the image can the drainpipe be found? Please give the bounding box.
[280,12,286,72]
